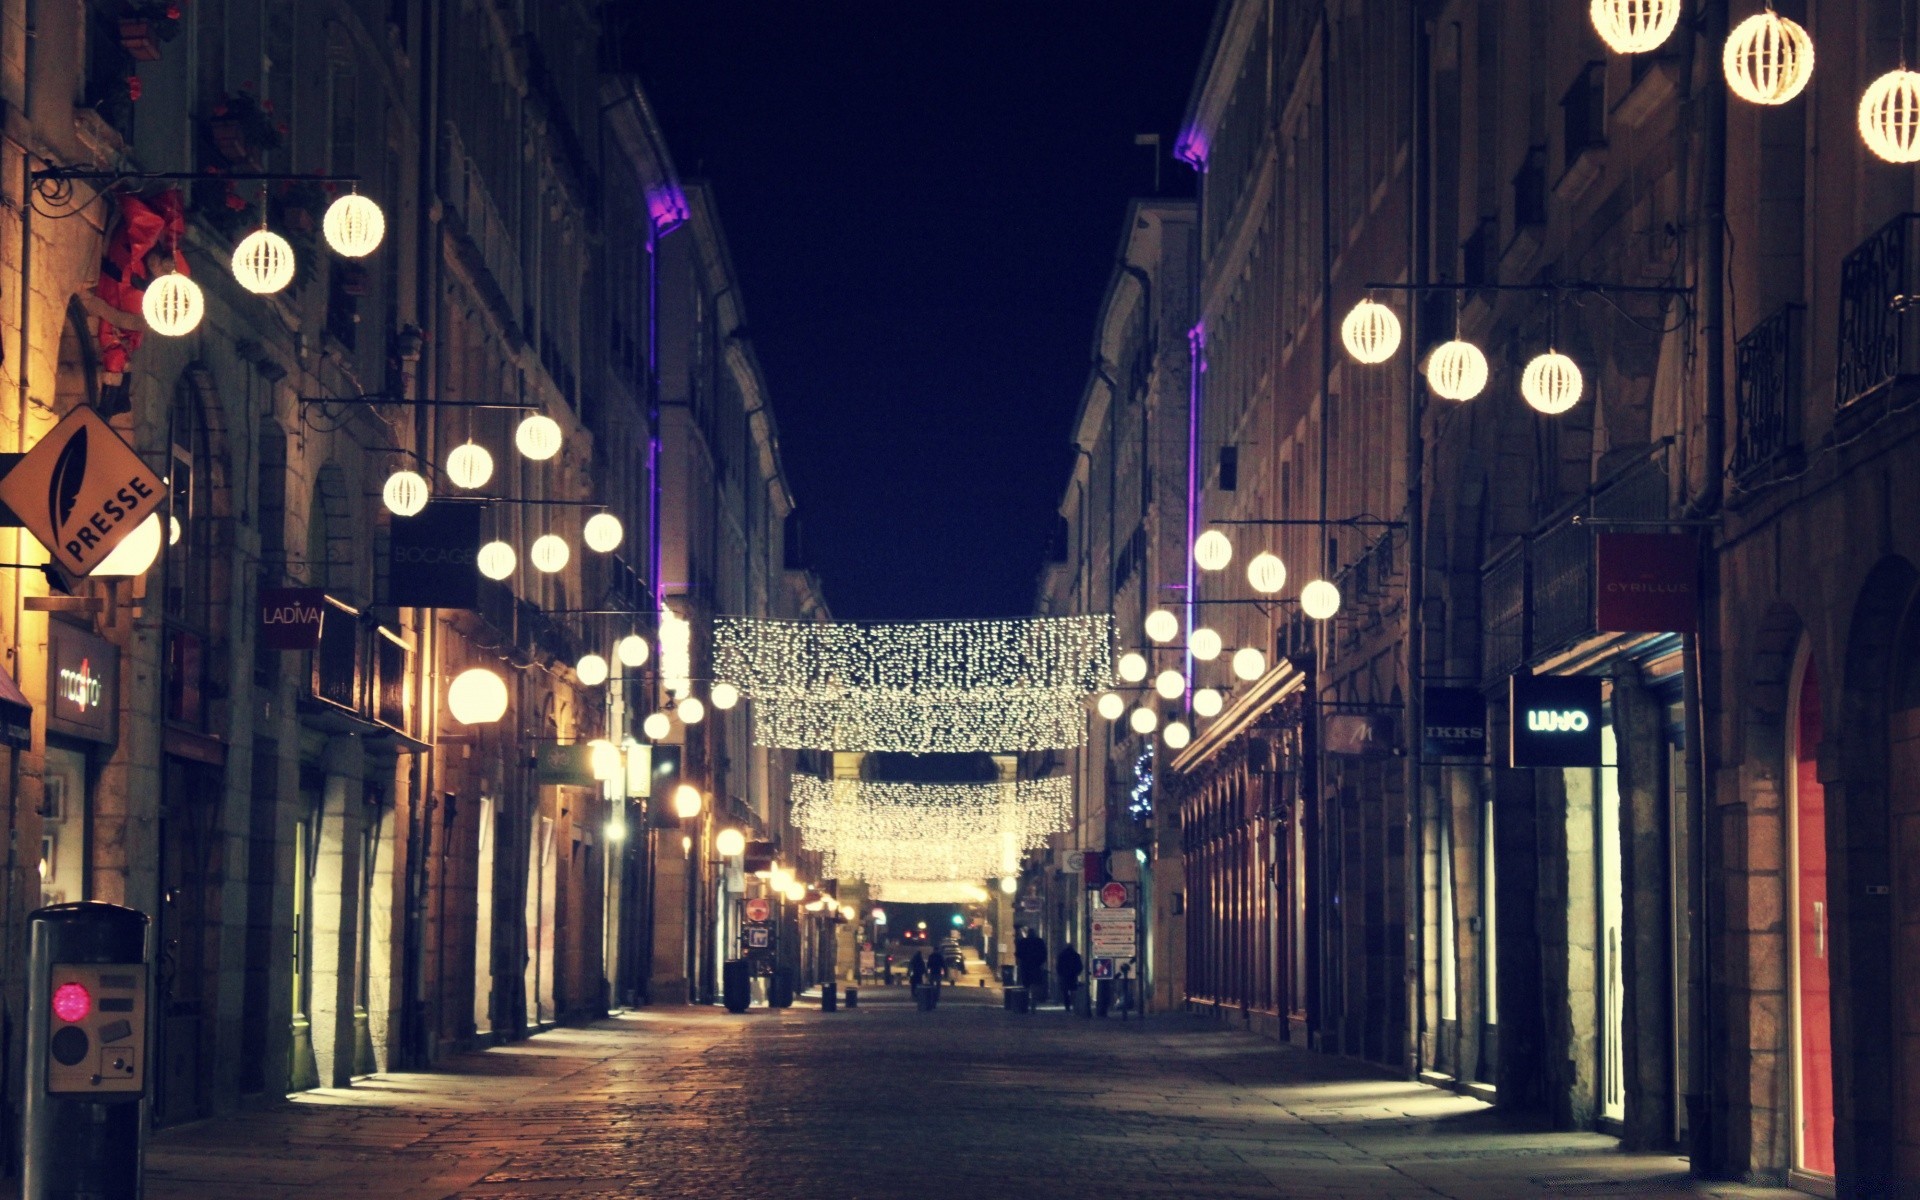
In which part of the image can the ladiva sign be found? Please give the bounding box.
[259,587,329,651]
[0,408,166,579]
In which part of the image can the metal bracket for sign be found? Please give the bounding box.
[1361,279,1695,299]
[297,395,540,411]
[1570,516,1723,528]
[1210,516,1406,529]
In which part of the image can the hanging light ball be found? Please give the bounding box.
[583,512,624,553]
[1724,11,1814,106]
[1232,647,1267,682]
[231,228,296,295]
[1189,627,1223,662]
[1301,579,1343,621]
[642,711,672,741]
[515,414,564,461]
[1164,721,1192,751]
[447,442,494,490]
[1129,707,1159,735]
[672,783,704,820]
[1589,0,1682,54]
[93,513,163,577]
[1425,339,1490,402]
[1521,350,1585,414]
[382,469,429,517]
[322,193,387,258]
[1154,669,1186,701]
[1096,692,1126,721]
[1860,69,1920,163]
[677,696,707,725]
[1194,529,1233,572]
[716,828,747,857]
[711,682,741,710]
[1247,551,1288,595]
[169,515,181,546]
[588,739,622,783]
[477,540,516,581]
[1144,609,1180,643]
[1117,652,1149,684]
[530,534,570,573]
[447,667,509,725]
[1341,299,1403,364]
[616,634,651,668]
[142,273,204,337]
[1193,687,1225,719]
[575,653,609,687]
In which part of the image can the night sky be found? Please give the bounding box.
[630,2,1218,621]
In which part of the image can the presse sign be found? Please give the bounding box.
[0,408,166,580]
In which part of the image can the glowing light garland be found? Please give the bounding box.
[790,776,1071,882]
[714,616,1115,698]
[660,609,693,699]
[869,881,993,905]
[755,690,1090,753]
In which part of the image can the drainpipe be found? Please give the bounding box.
[1404,0,1431,1082]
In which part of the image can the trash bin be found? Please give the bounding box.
[845,988,858,1009]
[770,968,795,1009]
[723,960,751,1013]
[917,983,939,1011]
[1006,986,1029,1014]
[821,982,837,1013]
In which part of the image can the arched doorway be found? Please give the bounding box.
[1789,650,1834,1181]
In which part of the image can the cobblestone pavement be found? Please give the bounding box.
[123,983,1800,1200]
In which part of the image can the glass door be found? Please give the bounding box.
[1599,725,1626,1124]
[1790,657,1835,1177]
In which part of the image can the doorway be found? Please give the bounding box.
[155,755,222,1126]
[1790,654,1835,1179]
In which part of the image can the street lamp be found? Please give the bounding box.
[716,828,746,858]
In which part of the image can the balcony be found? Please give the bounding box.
[1733,304,1804,484]
[1837,213,1920,410]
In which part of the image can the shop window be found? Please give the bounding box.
[39,746,90,905]
[165,389,215,729]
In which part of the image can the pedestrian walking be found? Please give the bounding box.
[1016,927,1048,1002]
[1056,942,1083,1012]
[926,947,947,986]
[908,950,926,991]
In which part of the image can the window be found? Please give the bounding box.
[1513,147,1548,229]
[165,388,215,728]
[1562,62,1607,164]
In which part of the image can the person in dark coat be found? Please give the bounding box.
[1016,928,1048,998]
[907,950,926,990]
[1056,942,1084,1012]
[925,946,947,985]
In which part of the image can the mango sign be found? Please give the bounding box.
[0,408,166,579]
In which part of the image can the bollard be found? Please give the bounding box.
[722,960,751,1013]
[25,902,151,1200]
[845,988,858,1009]
[821,982,838,1012]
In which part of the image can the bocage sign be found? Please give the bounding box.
[46,620,118,744]
[1509,674,1604,768]
[385,502,482,610]
[0,407,167,580]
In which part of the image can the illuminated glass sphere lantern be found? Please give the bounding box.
[583,512,624,553]
[616,634,650,668]
[232,229,295,295]
[1589,0,1681,54]
[1193,529,1233,572]
[1247,552,1287,595]
[382,470,429,517]
[711,682,740,710]
[93,513,163,577]
[1724,11,1814,106]
[1301,579,1342,621]
[642,711,672,741]
[677,696,706,725]
[448,667,508,725]
[1521,350,1585,414]
[1129,707,1158,735]
[1096,692,1126,721]
[716,828,746,857]
[1117,652,1148,684]
[1193,687,1224,719]
[323,192,386,258]
[530,534,569,573]
[515,414,563,461]
[447,442,494,490]
[1189,627,1223,661]
[1232,647,1266,682]
[1144,609,1180,643]
[143,273,204,337]
[575,653,608,687]
[1164,721,1192,751]
[1861,70,1920,163]
[1341,299,1402,364]
[1426,340,1490,402]
[477,540,516,581]
[1154,669,1185,701]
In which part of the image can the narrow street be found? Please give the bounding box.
[133,992,1793,1200]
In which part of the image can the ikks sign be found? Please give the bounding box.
[0,407,167,580]
[259,588,329,650]
[46,621,117,743]
[1423,687,1488,760]
[1509,674,1603,768]
[1596,532,1699,634]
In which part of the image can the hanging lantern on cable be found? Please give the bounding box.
[530,534,570,573]
[1861,69,1920,163]
[616,634,650,668]
[583,512,624,553]
[92,513,163,577]
[642,711,672,741]
[1724,10,1814,106]
[1301,579,1342,621]
[323,192,387,258]
[448,667,509,725]
[231,228,295,295]
[447,441,494,490]
[477,540,516,581]
[1154,669,1185,701]
[1521,350,1584,414]
[711,682,741,710]
[1164,721,1192,751]
[575,653,609,687]
[1144,609,1180,643]
[1232,647,1266,682]
[1341,298,1402,364]
[382,470,429,517]
[1589,0,1681,54]
[1189,627,1223,661]
[1425,339,1490,402]
[1193,529,1232,572]
[1247,551,1287,594]
[1117,652,1148,684]
[1096,692,1126,721]
[1129,707,1158,735]
[677,696,706,725]
[1193,687,1224,719]
[515,414,563,461]
[143,273,204,337]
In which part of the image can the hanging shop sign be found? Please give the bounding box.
[0,407,167,581]
[0,662,30,749]
[534,742,596,787]
[1509,674,1604,768]
[1596,532,1699,634]
[46,621,118,744]
[1423,687,1488,760]
[259,587,329,650]
[385,502,481,609]
[1324,711,1396,757]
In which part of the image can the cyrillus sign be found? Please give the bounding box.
[1596,532,1699,634]
[0,407,167,580]
[1509,673,1604,768]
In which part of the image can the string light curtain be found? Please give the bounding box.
[755,690,1090,753]
[869,881,993,905]
[715,615,1114,697]
[791,776,1071,881]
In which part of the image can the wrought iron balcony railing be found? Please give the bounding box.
[1837,213,1920,409]
[1734,304,1804,482]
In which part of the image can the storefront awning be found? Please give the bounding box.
[1169,659,1306,774]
